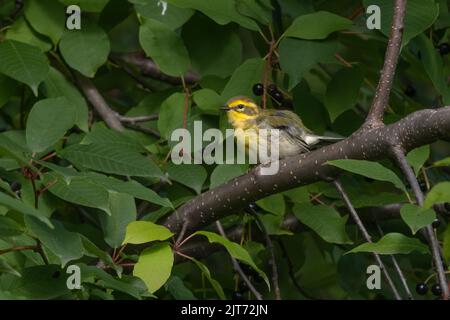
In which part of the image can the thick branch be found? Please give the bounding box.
[113,52,200,85]
[164,107,450,234]
[364,0,407,127]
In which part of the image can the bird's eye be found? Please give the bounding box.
[237,104,245,110]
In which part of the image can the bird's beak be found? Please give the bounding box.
[220,106,231,111]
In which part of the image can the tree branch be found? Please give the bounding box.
[333,180,402,300]
[164,107,450,235]
[215,221,263,300]
[390,146,449,300]
[364,0,407,127]
[75,73,125,132]
[113,52,200,86]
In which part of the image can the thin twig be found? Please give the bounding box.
[390,146,449,300]
[0,245,37,256]
[333,179,402,300]
[215,221,263,300]
[117,114,158,124]
[122,123,161,139]
[364,0,407,127]
[75,73,125,132]
[277,239,315,300]
[375,222,413,299]
[247,205,281,300]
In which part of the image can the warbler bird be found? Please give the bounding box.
[222,96,343,159]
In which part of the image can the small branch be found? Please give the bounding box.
[375,222,413,299]
[215,221,263,300]
[113,52,200,85]
[277,239,315,299]
[0,245,37,256]
[333,179,402,300]
[75,73,125,132]
[122,123,161,139]
[364,0,407,127]
[117,114,158,124]
[390,146,449,300]
[248,205,281,300]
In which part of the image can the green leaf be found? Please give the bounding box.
[194,230,270,289]
[167,163,207,194]
[133,242,173,293]
[424,182,450,209]
[193,89,222,115]
[221,58,265,101]
[139,19,190,77]
[443,225,450,265]
[4,265,70,299]
[0,40,49,95]
[349,233,429,255]
[26,97,76,152]
[166,0,258,31]
[83,125,146,153]
[433,157,450,167]
[41,67,89,132]
[59,23,111,78]
[78,264,147,299]
[327,159,406,192]
[6,17,52,52]
[362,0,439,46]
[132,0,194,30]
[400,204,435,235]
[190,258,225,300]
[100,192,137,248]
[284,11,352,40]
[25,217,84,267]
[85,174,173,208]
[183,14,242,78]
[44,172,110,210]
[24,0,65,45]
[256,194,285,216]
[59,143,163,178]
[210,164,245,189]
[406,145,430,176]
[0,191,52,227]
[58,0,110,12]
[279,38,338,89]
[0,216,24,237]
[415,34,450,104]
[157,92,189,140]
[293,203,352,244]
[324,67,363,121]
[166,276,197,300]
[123,221,173,245]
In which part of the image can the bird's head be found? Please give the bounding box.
[221,96,260,128]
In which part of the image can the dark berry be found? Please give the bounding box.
[267,84,277,95]
[431,284,442,296]
[52,271,61,279]
[437,43,450,55]
[404,85,416,97]
[232,292,245,300]
[281,99,293,109]
[252,83,264,96]
[271,90,284,103]
[445,203,450,212]
[432,218,441,229]
[415,282,428,295]
[9,181,21,192]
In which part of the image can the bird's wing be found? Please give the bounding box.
[256,110,311,152]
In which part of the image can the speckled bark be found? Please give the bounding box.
[164,107,450,234]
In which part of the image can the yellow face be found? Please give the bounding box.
[223,97,260,128]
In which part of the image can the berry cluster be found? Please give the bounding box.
[415,282,443,296]
[252,83,293,109]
